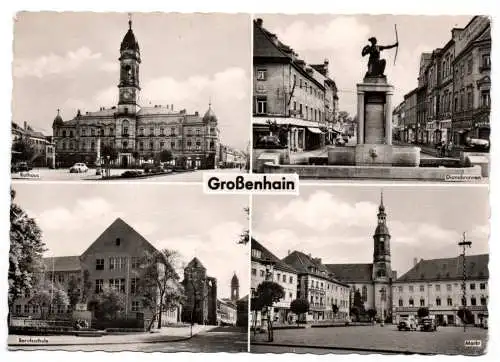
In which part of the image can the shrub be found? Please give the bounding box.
[92,318,144,330]
[121,170,143,178]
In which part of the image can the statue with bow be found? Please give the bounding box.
[362,25,399,78]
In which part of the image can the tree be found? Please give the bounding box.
[417,307,430,319]
[457,307,474,324]
[136,249,185,331]
[290,298,310,326]
[88,287,126,320]
[367,308,377,321]
[350,306,360,321]
[9,189,46,314]
[12,136,36,163]
[29,279,70,318]
[158,150,173,164]
[250,295,265,335]
[67,275,81,310]
[81,269,93,304]
[238,207,249,245]
[331,304,339,319]
[352,289,365,314]
[255,281,285,342]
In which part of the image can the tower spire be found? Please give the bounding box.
[128,13,132,30]
[379,189,385,212]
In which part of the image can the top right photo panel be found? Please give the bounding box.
[252,15,490,183]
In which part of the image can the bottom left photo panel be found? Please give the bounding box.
[8,183,249,352]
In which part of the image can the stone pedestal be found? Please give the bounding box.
[356,76,394,147]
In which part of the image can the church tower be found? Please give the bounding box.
[372,190,392,321]
[118,15,141,109]
[231,273,239,302]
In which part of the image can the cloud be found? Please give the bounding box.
[13,47,103,78]
[274,190,376,231]
[36,197,124,232]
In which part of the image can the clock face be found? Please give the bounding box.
[380,236,385,241]
[123,90,131,100]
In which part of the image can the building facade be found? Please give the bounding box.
[326,193,396,322]
[392,100,406,142]
[11,121,55,168]
[181,257,218,325]
[52,19,219,169]
[392,254,489,326]
[251,238,299,325]
[11,218,181,327]
[253,18,339,152]
[402,88,418,143]
[283,251,350,321]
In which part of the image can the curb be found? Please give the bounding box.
[250,342,437,355]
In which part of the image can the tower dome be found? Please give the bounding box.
[52,109,63,127]
[120,18,140,53]
[202,103,218,123]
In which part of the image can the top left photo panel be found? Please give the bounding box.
[12,12,251,182]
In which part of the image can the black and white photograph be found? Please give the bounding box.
[11,12,250,182]
[250,186,488,355]
[8,184,249,352]
[252,15,490,183]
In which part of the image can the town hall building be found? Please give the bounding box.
[52,17,220,169]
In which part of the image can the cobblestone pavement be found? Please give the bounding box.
[251,325,487,355]
[9,326,247,352]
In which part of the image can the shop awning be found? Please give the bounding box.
[307,127,323,134]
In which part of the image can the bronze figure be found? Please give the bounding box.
[362,37,398,78]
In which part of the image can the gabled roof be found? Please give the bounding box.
[253,20,290,59]
[186,257,206,270]
[325,263,373,283]
[283,251,348,286]
[251,238,298,274]
[43,256,81,272]
[80,217,158,261]
[396,254,489,283]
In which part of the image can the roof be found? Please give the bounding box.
[43,256,81,272]
[81,217,158,260]
[253,20,289,59]
[283,251,348,286]
[325,263,373,283]
[120,20,140,53]
[202,104,218,123]
[251,238,298,274]
[396,254,489,283]
[231,273,239,284]
[186,257,206,270]
[375,223,390,235]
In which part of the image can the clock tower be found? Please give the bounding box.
[372,190,392,321]
[118,16,141,110]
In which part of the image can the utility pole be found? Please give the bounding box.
[458,232,472,332]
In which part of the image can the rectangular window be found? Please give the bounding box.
[467,58,473,74]
[447,284,452,291]
[251,249,262,259]
[481,91,490,108]
[482,54,491,68]
[470,283,476,290]
[251,268,256,276]
[260,270,265,277]
[24,304,30,314]
[435,284,441,292]
[409,286,414,292]
[131,278,138,294]
[398,286,403,292]
[109,278,126,293]
[480,283,486,290]
[289,276,293,284]
[256,69,267,81]
[398,299,403,307]
[96,259,104,270]
[131,257,140,269]
[95,279,104,294]
[409,299,414,306]
[470,297,477,306]
[282,274,286,283]
[420,299,425,306]
[256,98,267,114]
[480,297,487,306]
[447,298,453,306]
[419,285,425,292]
[289,292,292,299]
[277,273,281,281]
[109,257,127,271]
[131,301,140,312]
[436,298,441,306]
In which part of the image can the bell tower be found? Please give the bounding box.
[117,14,141,111]
[372,190,392,322]
[231,273,239,302]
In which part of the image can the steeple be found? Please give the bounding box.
[377,189,387,225]
[231,272,239,302]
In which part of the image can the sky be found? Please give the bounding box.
[12,183,249,300]
[252,186,489,279]
[12,12,251,150]
[256,14,474,117]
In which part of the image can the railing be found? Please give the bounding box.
[10,318,72,328]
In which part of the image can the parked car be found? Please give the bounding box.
[420,317,437,332]
[398,318,417,331]
[143,163,164,174]
[12,161,32,173]
[69,163,89,173]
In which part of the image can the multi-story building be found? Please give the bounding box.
[52,18,219,169]
[11,121,55,168]
[450,16,491,147]
[437,39,455,143]
[403,88,418,143]
[416,53,432,143]
[424,48,442,145]
[11,218,181,327]
[251,238,298,324]
[326,192,397,322]
[282,251,350,321]
[181,257,218,325]
[218,145,246,169]
[253,18,339,152]
[392,254,489,326]
[392,100,406,142]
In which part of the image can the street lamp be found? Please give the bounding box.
[458,232,472,332]
[379,288,386,327]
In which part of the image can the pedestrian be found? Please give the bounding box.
[447,140,453,157]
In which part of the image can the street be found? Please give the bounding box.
[11,167,243,182]
[250,325,487,355]
[9,326,248,352]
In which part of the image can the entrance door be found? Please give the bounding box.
[121,155,128,168]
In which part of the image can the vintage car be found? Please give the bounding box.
[398,318,417,331]
[420,317,438,332]
[69,163,89,173]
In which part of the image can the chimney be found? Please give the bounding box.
[413,257,418,266]
[195,111,199,116]
[171,104,174,111]
[256,18,263,27]
[23,121,27,130]
[287,250,290,255]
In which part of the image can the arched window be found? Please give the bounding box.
[91,142,95,151]
[362,286,367,302]
[122,120,129,136]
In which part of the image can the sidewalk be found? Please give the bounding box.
[8,324,215,346]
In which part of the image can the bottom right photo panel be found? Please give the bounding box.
[250,185,489,355]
